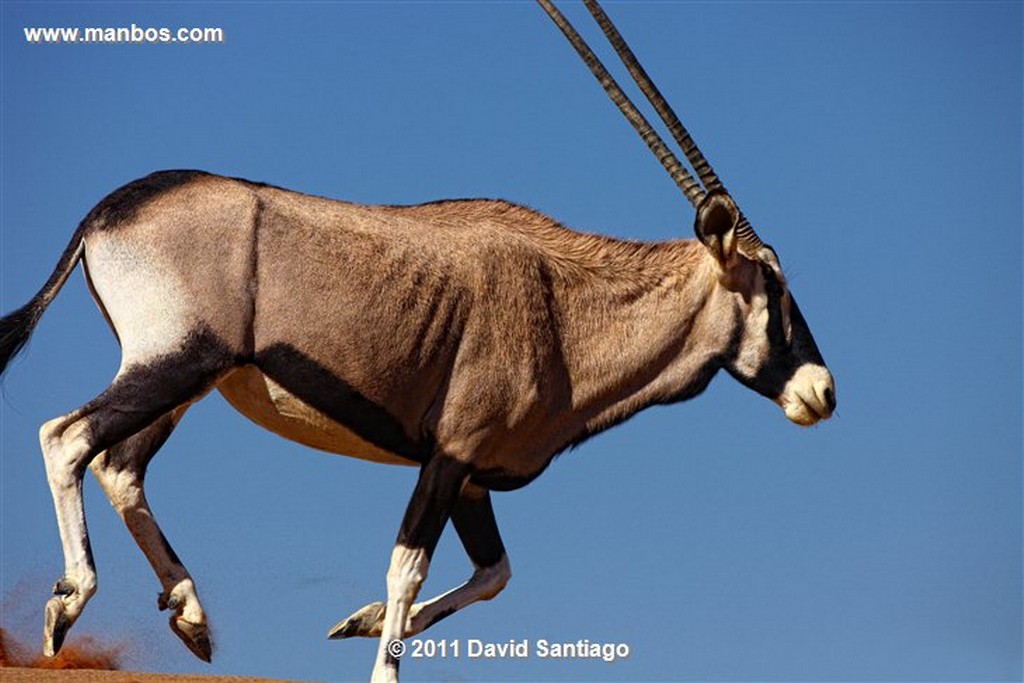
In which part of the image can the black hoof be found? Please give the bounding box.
[328,601,386,640]
[170,616,213,663]
[43,597,72,657]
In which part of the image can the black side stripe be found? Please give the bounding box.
[255,344,431,464]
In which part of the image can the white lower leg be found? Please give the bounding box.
[90,457,196,608]
[329,555,511,640]
[407,555,510,636]
[371,544,430,683]
[88,454,211,661]
[40,417,99,656]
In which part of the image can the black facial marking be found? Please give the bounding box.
[255,344,430,464]
[83,170,209,233]
[729,273,827,401]
[788,298,827,367]
[761,263,788,349]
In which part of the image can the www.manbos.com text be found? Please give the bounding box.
[24,24,225,45]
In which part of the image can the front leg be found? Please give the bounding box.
[330,484,510,640]
[371,455,469,683]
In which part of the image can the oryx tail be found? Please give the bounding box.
[0,227,86,375]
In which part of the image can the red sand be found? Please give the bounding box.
[0,670,303,683]
[1,628,315,683]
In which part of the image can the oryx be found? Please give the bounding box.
[0,1,835,681]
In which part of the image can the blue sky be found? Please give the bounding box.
[1,2,1020,682]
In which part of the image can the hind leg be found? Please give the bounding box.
[88,406,212,662]
[40,405,100,658]
[39,339,230,657]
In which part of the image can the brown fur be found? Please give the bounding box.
[80,171,730,483]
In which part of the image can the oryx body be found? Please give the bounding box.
[0,3,836,681]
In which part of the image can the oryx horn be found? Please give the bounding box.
[536,0,706,208]
[540,0,768,259]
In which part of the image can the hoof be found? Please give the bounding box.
[328,601,386,639]
[170,616,213,663]
[43,596,72,657]
[159,579,211,662]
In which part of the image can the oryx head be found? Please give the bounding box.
[694,191,835,425]
[541,0,836,426]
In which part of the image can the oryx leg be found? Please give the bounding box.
[329,482,510,640]
[39,345,228,658]
[88,406,212,662]
[368,455,470,683]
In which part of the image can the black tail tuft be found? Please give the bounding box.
[0,299,45,377]
[0,229,86,379]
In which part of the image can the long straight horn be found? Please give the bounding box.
[581,0,723,195]
[543,0,768,259]
[537,0,706,209]
[580,0,766,257]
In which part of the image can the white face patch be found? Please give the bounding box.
[776,363,835,426]
[731,272,773,381]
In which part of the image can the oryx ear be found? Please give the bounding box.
[694,191,740,267]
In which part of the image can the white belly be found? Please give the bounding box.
[217,366,417,466]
